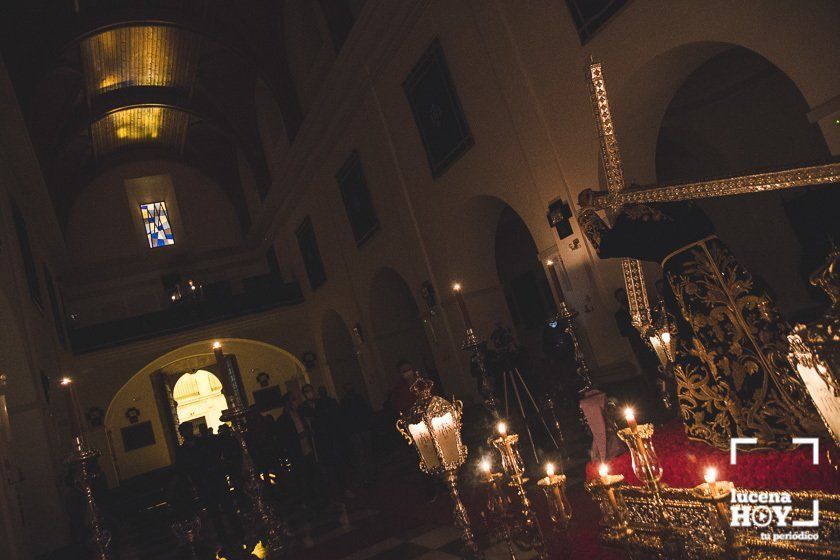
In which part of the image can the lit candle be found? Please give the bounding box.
[60,377,85,443]
[431,412,460,464]
[408,421,441,470]
[452,283,473,331]
[497,421,507,436]
[545,260,566,304]
[212,340,224,364]
[704,466,718,496]
[546,462,556,478]
[598,462,610,484]
[480,458,494,483]
[624,407,638,433]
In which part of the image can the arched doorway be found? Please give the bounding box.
[494,206,555,361]
[654,46,836,318]
[171,369,227,433]
[369,268,439,394]
[104,338,306,483]
[321,310,369,401]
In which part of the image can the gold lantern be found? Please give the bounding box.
[397,378,480,557]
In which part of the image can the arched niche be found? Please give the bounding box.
[171,369,227,433]
[653,46,835,317]
[368,268,439,394]
[103,338,306,484]
[494,206,554,362]
[321,310,368,401]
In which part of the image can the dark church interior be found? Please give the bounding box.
[0,1,838,559]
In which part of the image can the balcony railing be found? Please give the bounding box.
[69,276,303,353]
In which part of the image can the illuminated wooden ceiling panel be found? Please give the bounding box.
[90,106,189,156]
[81,25,200,97]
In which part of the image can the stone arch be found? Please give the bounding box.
[444,194,546,293]
[321,309,368,401]
[368,267,439,394]
[653,46,834,315]
[494,206,554,361]
[103,338,306,483]
[611,39,838,185]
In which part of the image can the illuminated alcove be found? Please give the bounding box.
[171,369,227,433]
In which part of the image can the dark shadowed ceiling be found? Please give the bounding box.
[0,0,304,235]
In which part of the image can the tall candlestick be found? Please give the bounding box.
[624,407,638,432]
[61,377,85,445]
[546,260,566,303]
[452,283,473,331]
[212,341,242,409]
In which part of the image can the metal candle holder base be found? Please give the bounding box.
[480,471,516,558]
[222,405,288,558]
[537,473,572,532]
[490,434,548,559]
[443,469,482,558]
[65,437,111,560]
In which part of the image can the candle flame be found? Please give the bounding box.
[546,462,555,477]
[704,467,718,484]
[480,459,491,473]
[546,259,554,266]
[497,421,507,436]
[452,283,462,292]
[60,377,72,386]
[598,463,609,478]
[623,407,635,421]
[212,341,222,349]
[661,331,671,344]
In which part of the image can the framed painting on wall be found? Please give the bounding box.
[121,421,155,452]
[337,152,380,246]
[296,216,327,290]
[403,38,474,178]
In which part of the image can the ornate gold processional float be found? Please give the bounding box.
[582,59,840,560]
[395,60,839,559]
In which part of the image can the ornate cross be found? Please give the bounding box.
[585,60,840,332]
[587,61,652,331]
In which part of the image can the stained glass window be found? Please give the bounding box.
[140,201,175,248]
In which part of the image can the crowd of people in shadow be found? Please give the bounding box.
[168,361,431,551]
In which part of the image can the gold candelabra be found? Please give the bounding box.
[213,342,288,558]
[617,408,684,558]
[697,468,747,560]
[589,464,632,542]
[397,377,482,558]
[489,422,548,559]
[479,459,517,559]
[537,463,572,533]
